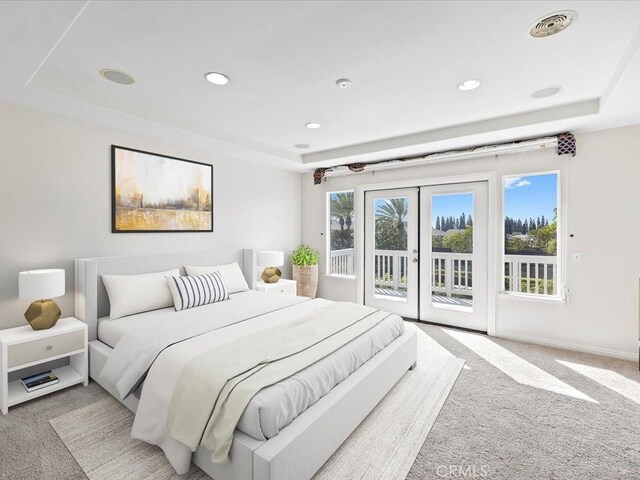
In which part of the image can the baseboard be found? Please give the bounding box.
[494,332,637,362]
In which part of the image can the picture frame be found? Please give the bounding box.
[111,145,213,233]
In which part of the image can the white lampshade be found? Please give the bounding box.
[258,251,284,267]
[19,269,65,300]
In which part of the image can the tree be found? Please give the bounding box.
[505,236,529,253]
[467,214,473,227]
[443,226,473,253]
[529,223,557,255]
[436,216,441,231]
[376,198,408,250]
[330,193,354,231]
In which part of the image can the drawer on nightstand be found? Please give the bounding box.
[7,330,85,368]
[267,284,296,295]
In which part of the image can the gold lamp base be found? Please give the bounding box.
[261,267,282,284]
[25,300,61,330]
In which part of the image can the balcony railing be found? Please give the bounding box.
[329,248,557,297]
[329,248,355,276]
[373,249,409,291]
[504,254,557,295]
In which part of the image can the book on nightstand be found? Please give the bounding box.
[20,371,59,393]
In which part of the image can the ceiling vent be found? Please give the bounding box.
[100,69,135,85]
[530,10,578,38]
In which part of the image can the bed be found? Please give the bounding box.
[75,249,417,480]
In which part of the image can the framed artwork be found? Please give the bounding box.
[111,145,213,233]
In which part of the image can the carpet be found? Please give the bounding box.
[49,324,464,480]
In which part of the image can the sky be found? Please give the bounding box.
[431,193,473,228]
[430,173,558,227]
[503,173,557,221]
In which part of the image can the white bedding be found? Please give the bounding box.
[237,312,403,440]
[98,291,404,474]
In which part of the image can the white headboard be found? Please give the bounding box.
[75,249,256,341]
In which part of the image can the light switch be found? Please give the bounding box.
[572,252,582,263]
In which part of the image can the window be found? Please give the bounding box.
[327,191,355,276]
[503,172,561,297]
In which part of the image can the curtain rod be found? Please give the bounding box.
[313,132,576,185]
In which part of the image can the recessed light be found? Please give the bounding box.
[530,10,578,38]
[305,122,321,129]
[457,79,482,91]
[294,144,310,149]
[100,69,135,85]
[336,78,352,88]
[531,86,562,99]
[204,72,229,85]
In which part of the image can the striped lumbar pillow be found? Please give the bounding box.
[166,272,229,311]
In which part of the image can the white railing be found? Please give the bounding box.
[432,252,473,298]
[504,254,557,295]
[373,249,409,291]
[329,248,557,296]
[329,248,355,276]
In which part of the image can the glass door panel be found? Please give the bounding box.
[431,193,474,311]
[420,182,488,331]
[365,188,418,318]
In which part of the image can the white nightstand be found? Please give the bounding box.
[256,279,297,296]
[0,317,88,415]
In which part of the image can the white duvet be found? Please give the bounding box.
[99,291,404,474]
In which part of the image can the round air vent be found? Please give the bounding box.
[100,69,135,85]
[530,10,578,38]
[531,86,563,99]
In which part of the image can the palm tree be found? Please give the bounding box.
[376,198,408,249]
[330,193,354,231]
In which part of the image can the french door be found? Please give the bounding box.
[363,182,488,331]
[419,182,488,331]
[364,188,419,318]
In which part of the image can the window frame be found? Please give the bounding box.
[326,190,356,279]
[501,170,564,301]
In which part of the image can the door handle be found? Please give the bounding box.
[412,258,418,263]
[412,249,418,254]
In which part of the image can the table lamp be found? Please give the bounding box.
[258,251,284,283]
[19,269,65,330]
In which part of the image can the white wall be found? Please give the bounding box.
[0,102,301,329]
[302,125,640,359]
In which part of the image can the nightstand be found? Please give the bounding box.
[0,317,88,415]
[256,279,297,296]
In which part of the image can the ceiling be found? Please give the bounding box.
[2,1,640,171]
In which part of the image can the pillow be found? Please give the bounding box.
[102,269,180,319]
[167,272,229,311]
[184,262,249,294]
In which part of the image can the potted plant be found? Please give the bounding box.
[290,245,320,298]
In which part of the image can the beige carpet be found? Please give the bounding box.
[314,324,465,479]
[50,324,464,480]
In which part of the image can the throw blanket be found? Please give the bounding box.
[167,302,391,463]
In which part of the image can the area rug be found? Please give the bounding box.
[50,323,464,480]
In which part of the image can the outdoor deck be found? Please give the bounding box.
[374,288,473,308]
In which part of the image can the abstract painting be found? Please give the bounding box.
[112,146,213,232]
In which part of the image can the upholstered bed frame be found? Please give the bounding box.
[75,249,418,480]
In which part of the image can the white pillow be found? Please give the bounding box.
[167,272,229,311]
[184,262,249,294]
[102,269,180,319]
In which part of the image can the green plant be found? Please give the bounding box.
[290,245,320,266]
